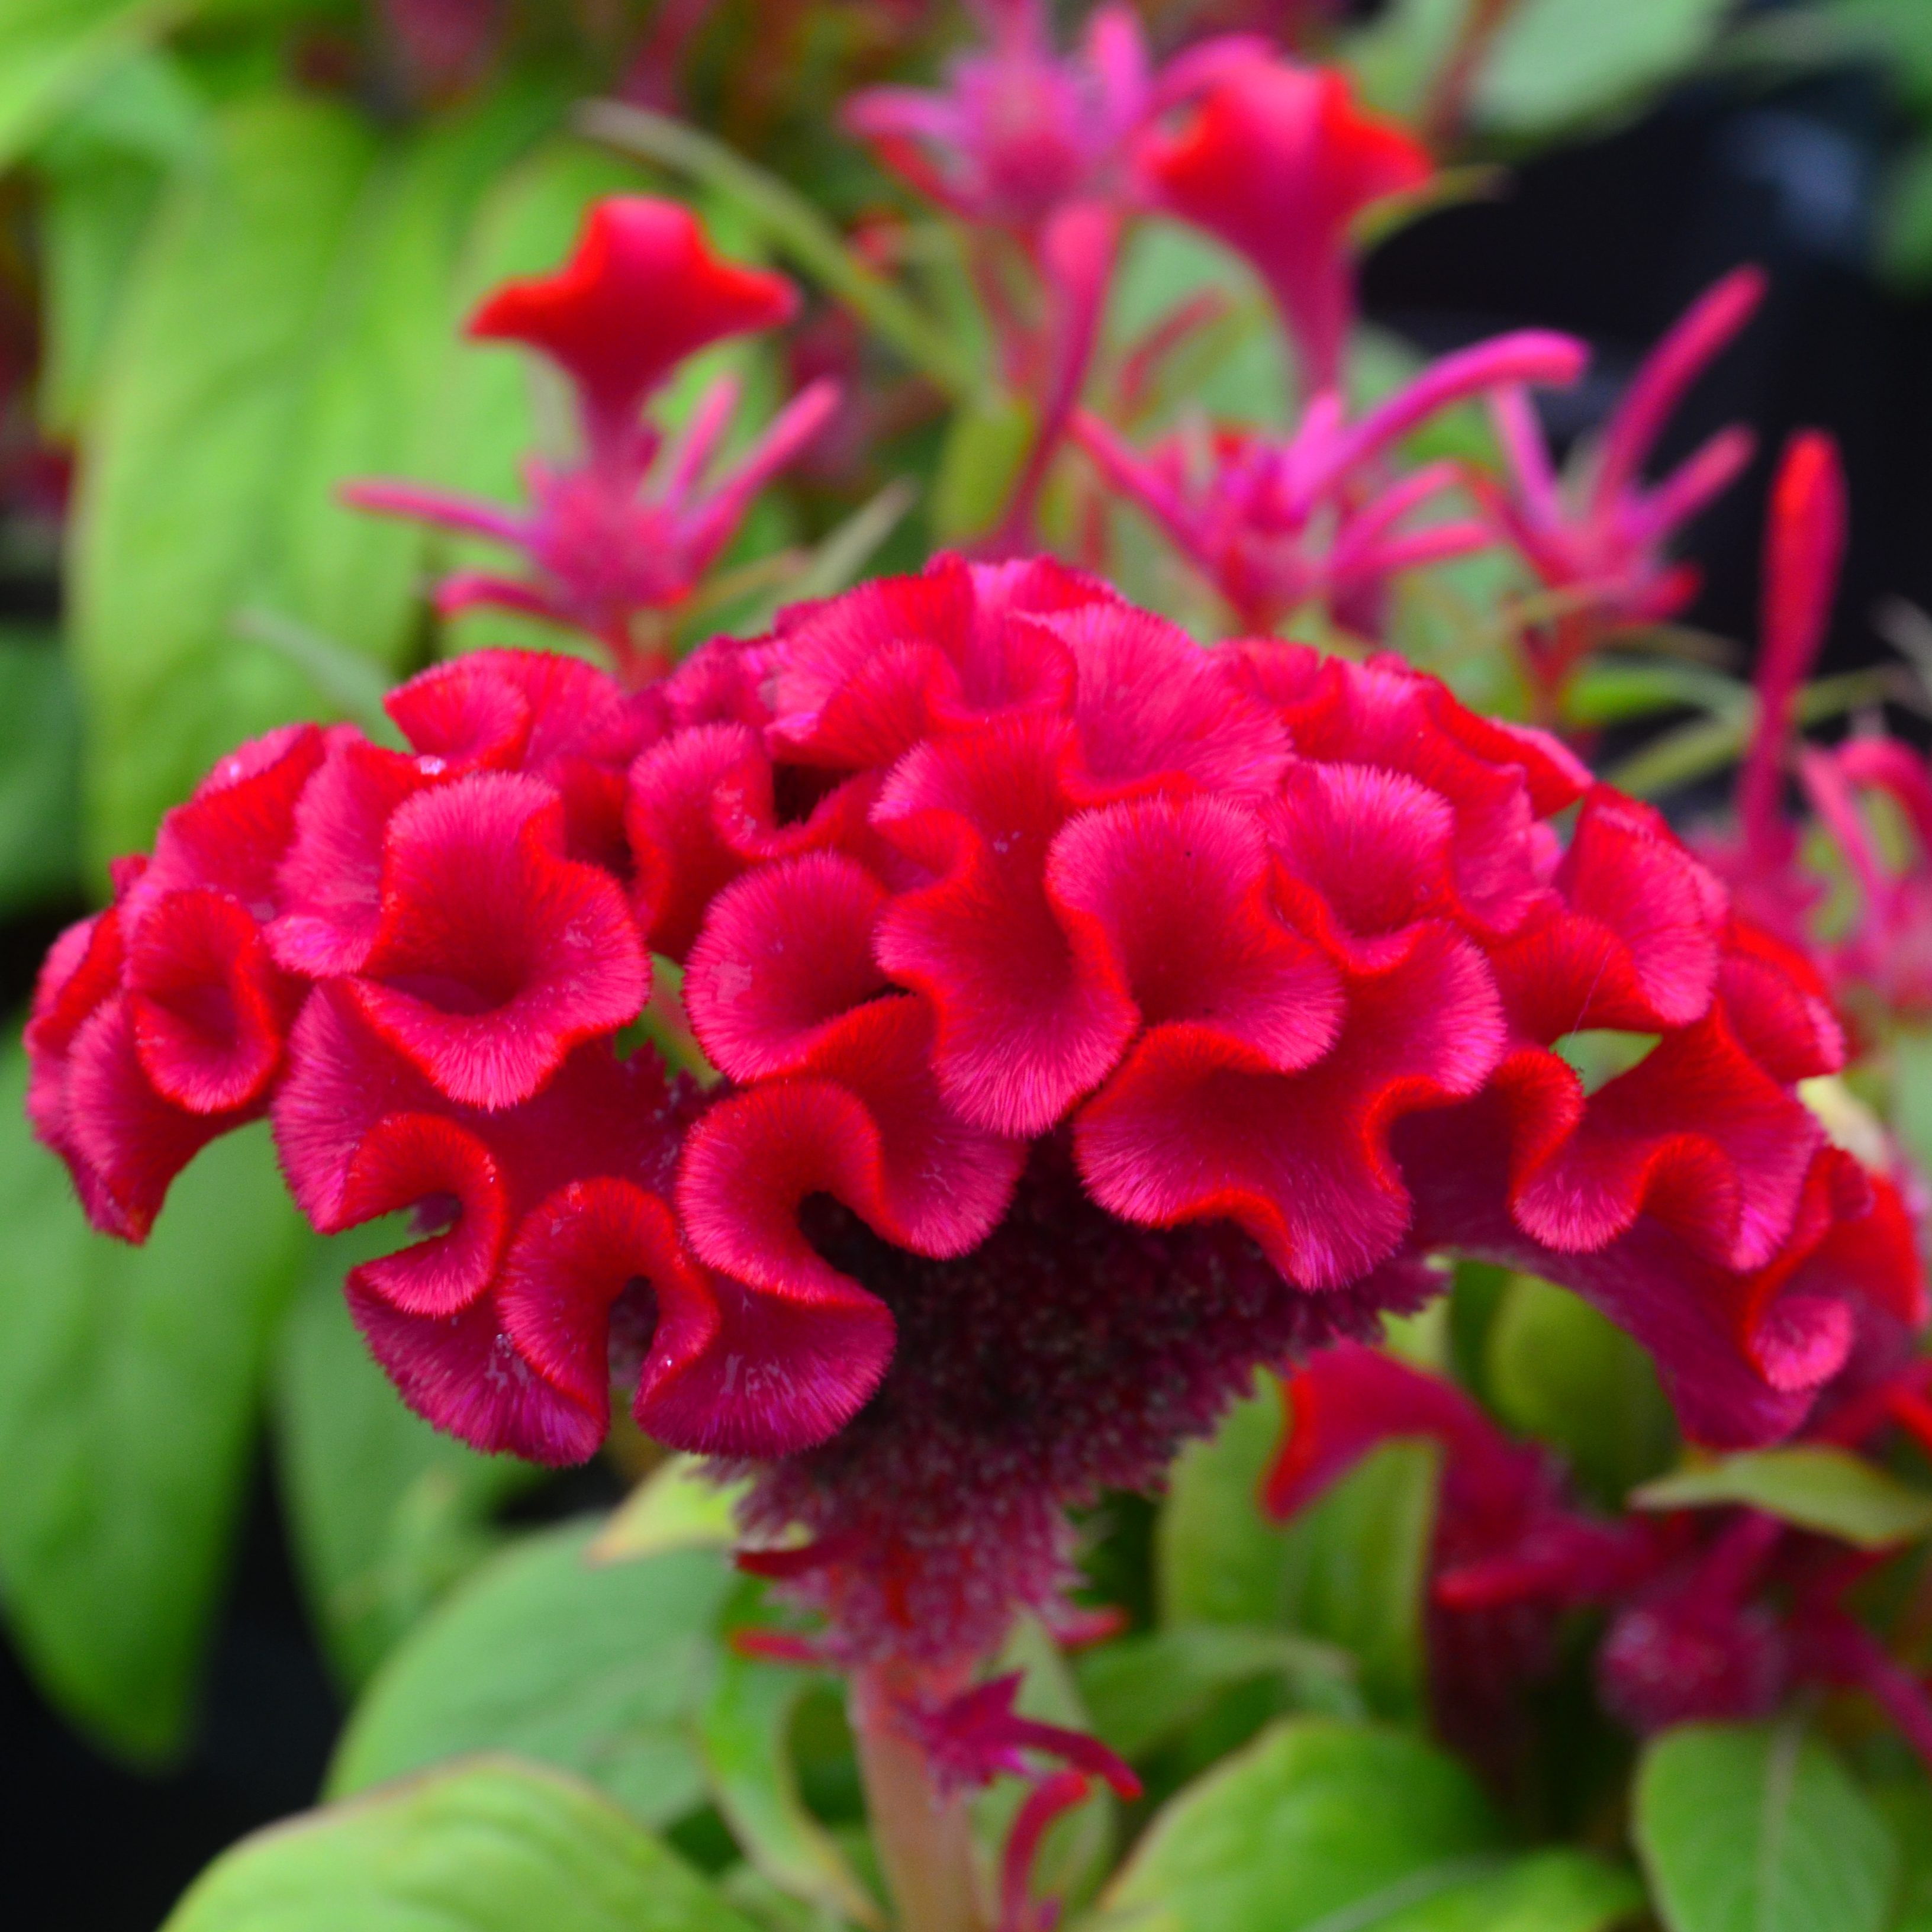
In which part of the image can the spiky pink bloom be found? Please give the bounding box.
[30,562,1914,1666]
[1074,329,1588,633]
[346,197,836,680]
[842,0,1260,238]
[1268,1326,1932,1775]
[1698,429,1932,1027]
[1476,268,1764,710]
[1134,56,1432,392]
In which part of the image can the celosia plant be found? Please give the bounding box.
[13,7,1932,1930]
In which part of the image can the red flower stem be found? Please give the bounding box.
[851,1663,989,1932]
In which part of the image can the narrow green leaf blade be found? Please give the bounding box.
[0,1044,308,1762]
[1631,1445,1932,1549]
[329,1520,735,1828]
[1635,1721,1899,1932]
[163,1757,762,1932]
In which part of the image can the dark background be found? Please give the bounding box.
[1,49,1923,1932]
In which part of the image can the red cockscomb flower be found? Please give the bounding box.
[346,197,836,680]
[1135,57,1432,392]
[28,562,1914,1674]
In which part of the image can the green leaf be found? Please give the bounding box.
[329,1519,735,1828]
[1091,1717,1638,1932]
[271,1237,536,1687]
[1157,1380,1438,1721]
[932,390,1035,542]
[163,1756,763,1932]
[1485,1273,1676,1504]
[1635,1721,1899,1932]
[1563,657,1750,729]
[1631,1445,1932,1548]
[71,85,556,867]
[1076,1625,1361,1761]
[1158,1376,1297,1629]
[694,1647,884,1928]
[1473,0,1732,138]
[589,1454,746,1564]
[31,50,207,433]
[0,1043,308,1762]
[0,0,194,175]
[0,633,82,915]
[1889,1025,1932,1192]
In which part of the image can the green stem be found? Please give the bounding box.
[575,101,980,400]
[850,1663,988,1932]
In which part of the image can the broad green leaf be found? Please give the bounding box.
[0,633,82,914]
[1158,1376,1296,1629]
[1632,1445,1932,1548]
[1157,1377,1435,1717]
[163,1756,762,1932]
[32,50,207,432]
[1635,1721,1899,1932]
[271,1238,536,1687]
[329,1519,735,1827]
[1474,0,1732,137]
[0,0,192,174]
[1075,1625,1361,1760]
[1485,1274,1676,1503]
[71,85,556,865]
[0,1044,308,1762]
[1564,658,1750,729]
[590,1454,746,1564]
[694,1647,883,1928]
[1869,1779,1932,1932]
[1092,1716,1636,1932]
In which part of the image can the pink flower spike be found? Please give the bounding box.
[1137,59,1432,391]
[907,1672,1140,1800]
[1735,432,1846,868]
[1593,266,1767,516]
[1000,1770,1090,1932]
[842,0,1165,235]
[468,197,799,456]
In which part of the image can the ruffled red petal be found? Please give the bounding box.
[349,772,647,1107]
[1076,919,1503,1285]
[124,887,295,1113]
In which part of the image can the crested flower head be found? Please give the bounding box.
[29,562,1917,1667]
[346,197,836,681]
[1135,56,1432,391]
[468,196,799,454]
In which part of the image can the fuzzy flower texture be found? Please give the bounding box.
[28,545,1922,1664]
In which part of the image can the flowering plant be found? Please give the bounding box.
[3,6,1932,1932]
